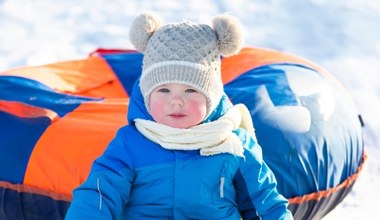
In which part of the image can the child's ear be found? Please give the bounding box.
[129,11,162,52]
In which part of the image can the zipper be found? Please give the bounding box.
[97,177,103,211]
[220,166,226,198]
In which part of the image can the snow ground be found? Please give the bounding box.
[1,0,379,219]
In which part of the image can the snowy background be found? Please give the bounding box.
[1,0,379,219]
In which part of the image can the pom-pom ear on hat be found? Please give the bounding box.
[129,12,162,52]
[212,14,243,57]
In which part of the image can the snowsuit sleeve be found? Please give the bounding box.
[234,129,293,220]
[65,128,135,219]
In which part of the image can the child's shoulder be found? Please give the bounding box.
[113,124,164,151]
[117,124,140,135]
[233,128,258,148]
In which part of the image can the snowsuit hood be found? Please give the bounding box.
[127,78,232,125]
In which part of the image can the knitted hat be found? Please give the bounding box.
[129,12,243,117]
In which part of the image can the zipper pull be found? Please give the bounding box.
[220,167,226,198]
[97,177,103,211]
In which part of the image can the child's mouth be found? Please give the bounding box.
[169,113,186,119]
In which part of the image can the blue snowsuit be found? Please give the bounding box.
[65,80,293,219]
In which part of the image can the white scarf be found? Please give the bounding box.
[134,104,254,157]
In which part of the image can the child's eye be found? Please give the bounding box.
[158,88,170,93]
[185,88,198,93]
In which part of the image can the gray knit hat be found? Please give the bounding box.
[129,12,243,117]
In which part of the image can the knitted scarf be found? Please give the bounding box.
[134,104,254,157]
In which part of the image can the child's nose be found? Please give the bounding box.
[170,95,184,106]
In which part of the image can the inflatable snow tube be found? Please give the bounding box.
[0,47,365,220]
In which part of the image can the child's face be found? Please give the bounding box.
[149,83,207,129]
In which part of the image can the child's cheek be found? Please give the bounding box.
[149,99,165,120]
[187,99,207,115]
